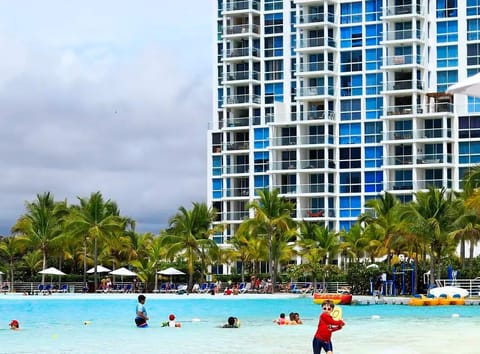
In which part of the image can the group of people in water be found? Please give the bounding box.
[273,312,303,325]
[134,295,345,353]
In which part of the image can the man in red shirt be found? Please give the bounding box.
[313,300,345,354]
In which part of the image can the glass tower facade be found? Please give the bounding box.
[208,0,479,244]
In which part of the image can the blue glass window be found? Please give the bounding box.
[437,70,458,92]
[437,21,458,42]
[366,49,382,70]
[340,2,362,24]
[467,0,480,16]
[212,179,222,199]
[364,121,382,143]
[364,171,383,192]
[340,123,361,144]
[340,99,361,121]
[365,97,383,120]
[459,141,480,164]
[213,156,222,176]
[341,26,362,48]
[254,128,269,149]
[365,24,382,46]
[364,147,383,168]
[339,196,361,217]
[254,175,269,189]
[365,0,382,22]
[437,0,457,18]
[437,45,458,67]
[468,19,480,41]
[265,83,284,103]
[366,73,382,95]
[265,13,283,34]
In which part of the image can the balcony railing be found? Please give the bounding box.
[383,4,423,16]
[297,86,334,97]
[223,164,249,174]
[225,70,260,81]
[384,54,423,66]
[224,47,259,58]
[225,141,249,150]
[298,61,335,72]
[298,12,335,25]
[225,94,261,105]
[385,80,423,91]
[225,24,260,35]
[383,29,422,41]
[298,37,336,48]
[225,0,260,12]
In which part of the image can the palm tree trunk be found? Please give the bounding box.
[94,238,98,292]
[268,231,273,293]
[83,243,87,289]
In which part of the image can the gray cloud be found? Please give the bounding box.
[0,1,213,234]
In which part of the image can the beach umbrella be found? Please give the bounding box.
[39,266,66,285]
[109,267,137,282]
[87,265,112,274]
[366,264,379,269]
[446,72,480,97]
[157,267,185,284]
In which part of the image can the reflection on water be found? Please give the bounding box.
[0,295,479,354]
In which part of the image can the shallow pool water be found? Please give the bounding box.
[1,294,479,354]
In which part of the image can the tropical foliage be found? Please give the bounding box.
[2,180,480,294]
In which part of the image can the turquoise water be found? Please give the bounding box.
[1,294,479,354]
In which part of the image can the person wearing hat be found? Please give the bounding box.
[9,320,20,330]
[162,314,181,327]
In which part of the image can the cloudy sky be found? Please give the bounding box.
[0,1,214,234]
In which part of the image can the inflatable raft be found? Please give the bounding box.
[313,293,353,305]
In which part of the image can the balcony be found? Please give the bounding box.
[226,141,249,151]
[224,94,261,105]
[297,86,334,97]
[298,37,336,49]
[385,80,423,91]
[383,54,423,67]
[224,47,259,58]
[383,4,423,17]
[224,0,260,12]
[225,24,260,35]
[298,12,335,25]
[225,70,260,82]
[383,29,422,42]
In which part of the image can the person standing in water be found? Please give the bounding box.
[313,300,345,354]
[135,294,149,327]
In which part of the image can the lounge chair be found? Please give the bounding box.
[198,283,208,293]
[289,283,301,293]
[240,282,251,294]
[159,283,167,293]
[300,283,312,295]
[59,284,68,293]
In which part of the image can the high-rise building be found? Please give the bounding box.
[208,0,478,245]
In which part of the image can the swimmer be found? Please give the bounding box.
[273,312,287,325]
[9,320,20,330]
[163,314,181,328]
[222,316,240,328]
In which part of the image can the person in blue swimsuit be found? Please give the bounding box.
[135,294,149,327]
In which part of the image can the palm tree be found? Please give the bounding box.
[399,187,460,286]
[339,223,369,264]
[241,189,296,293]
[296,221,340,290]
[359,192,402,266]
[0,235,25,290]
[65,192,126,291]
[161,203,218,291]
[11,192,67,284]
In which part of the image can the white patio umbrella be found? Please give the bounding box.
[87,265,112,274]
[157,267,185,284]
[446,72,480,97]
[109,267,137,282]
[39,266,66,285]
